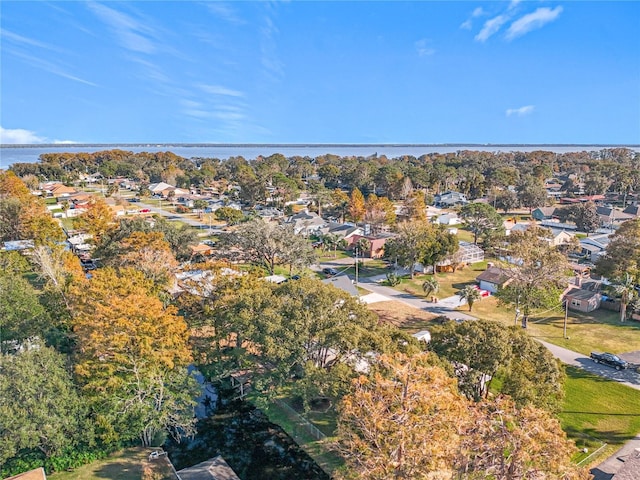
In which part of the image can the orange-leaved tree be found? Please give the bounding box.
[70,267,197,446]
[336,352,469,479]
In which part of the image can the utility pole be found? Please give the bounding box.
[355,245,359,286]
[563,298,569,339]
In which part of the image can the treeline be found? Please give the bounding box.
[10,147,640,203]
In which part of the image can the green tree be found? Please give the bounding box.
[495,226,570,328]
[215,206,244,225]
[421,277,440,298]
[613,273,637,322]
[460,202,504,245]
[595,219,640,281]
[192,199,209,219]
[223,218,315,275]
[0,345,90,465]
[383,221,433,279]
[516,175,548,213]
[459,284,481,311]
[494,189,519,214]
[501,329,565,413]
[569,201,601,233]
[430,320,511,401]
[0,264,48,352]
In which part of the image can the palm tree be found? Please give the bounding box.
[613,273,637,322]
[459,284,482,312]
[422,277,440,299]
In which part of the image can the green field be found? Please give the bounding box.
[49,447,175,480]
[560,366,640,462]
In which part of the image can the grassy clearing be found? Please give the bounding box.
[560,366,640,462]
[459,296,640,355]
[368,300,437,332]
[49,447,175,480]
[394,261,488,300]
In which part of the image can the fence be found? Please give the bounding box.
[576,443,608,467]
[275,399,326,442]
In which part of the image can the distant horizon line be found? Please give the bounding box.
[3,142,640,148]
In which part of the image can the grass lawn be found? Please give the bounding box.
[317,249,351,261]
[560,366,640,463]
[394,261,489,300]
[459,296,640,355]
[49,447,175,480]
[342,258,391,278]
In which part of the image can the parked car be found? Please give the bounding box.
[590,352,629,370]
[322,267,338,277]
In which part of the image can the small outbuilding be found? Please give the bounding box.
[475,266,511,294]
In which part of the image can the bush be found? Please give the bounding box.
[386,272,401,286]
[175,205,190,214]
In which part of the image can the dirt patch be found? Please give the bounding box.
[368,300,437,332]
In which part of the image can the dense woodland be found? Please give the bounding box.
[4,146,640,478]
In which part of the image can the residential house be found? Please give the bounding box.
[349,232,395,258]
[622,204,640,217]
[563,287,601,313]
[475,266,511,294]
[579,234,611,262]
[148,182,189,199]
[531,206,557,221]
[41,182,77,198]
[433,191,468,207]
[177,456,241,480]
[436,213,462,226]
[284,210,326,236]
[320,222,364,243]
[550,230,576,248]
[190,243,215,257]
[596,206,635,228]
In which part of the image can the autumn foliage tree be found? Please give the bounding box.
[0,171,64,244]
[348,187,366,222]
[336,352,469,479]
[69,267,197,446]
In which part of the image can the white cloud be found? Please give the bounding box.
[506,6,563,40]
[0,126,46,144]
[460,19,473,30]
[53,140,78,144]
[415,39,435,56]
[475,14,509,42]
[506,105,535,117]
[198,84,244,97]
[87,2,157,54]
[206,2,244,25]
[472,7,485,17]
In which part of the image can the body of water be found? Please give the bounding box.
[2,144,639,167]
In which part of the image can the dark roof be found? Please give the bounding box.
[476,267,510,285]
[622,205,640,216]
[177,456,240,480]
[564,288,600,301]
[613,449,640,480]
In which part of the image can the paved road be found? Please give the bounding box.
[538,340,640,391]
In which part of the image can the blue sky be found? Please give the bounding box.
[1,1,639,145]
